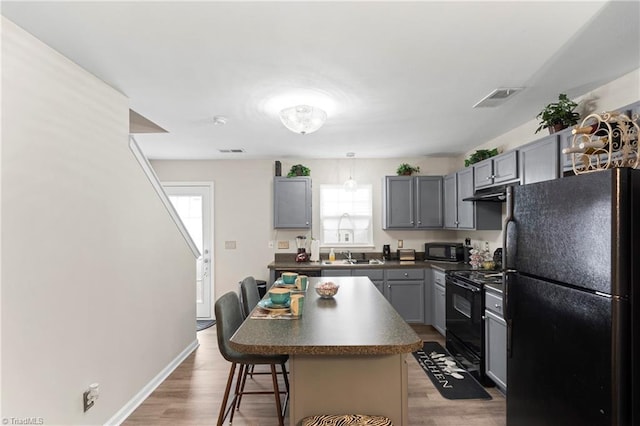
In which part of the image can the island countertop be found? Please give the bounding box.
[229,276,422,356]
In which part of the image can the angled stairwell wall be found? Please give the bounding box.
[1,17,197,424]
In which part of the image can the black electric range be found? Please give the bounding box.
[445,269,503,385]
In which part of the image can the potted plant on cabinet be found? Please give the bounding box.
[535,93,580,134]
[396,163,420,176]
[287,164,310,177]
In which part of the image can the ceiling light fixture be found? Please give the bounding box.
[344,152,357,192]
[279,105,327,135]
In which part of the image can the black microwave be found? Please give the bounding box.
[424,242,465,262]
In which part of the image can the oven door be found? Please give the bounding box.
[446,275,483,355]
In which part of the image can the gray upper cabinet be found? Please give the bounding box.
[474,151,518,190]
[443,173,457,229]
[443,167,500,230]
[519,134,561,185]
[273,177,311,229]
[383,176,443,229]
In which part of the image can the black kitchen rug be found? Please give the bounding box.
[412,341,492,400]
[196,319,215,332]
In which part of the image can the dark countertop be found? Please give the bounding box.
[268,259,472,272]
[229,276,423,356]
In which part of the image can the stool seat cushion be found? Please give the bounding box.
[301,414,393,426]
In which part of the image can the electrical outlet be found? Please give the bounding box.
[224,241,236,249]
[268,240,274,249]
[83,383,99,412]
[277,240,289,249]
[398,239,403,248]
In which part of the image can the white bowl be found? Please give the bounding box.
[315,282,339,298]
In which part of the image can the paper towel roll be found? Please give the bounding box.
[310,240,320,262]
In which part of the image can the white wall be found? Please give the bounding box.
[151,157,462,298]
[1,18,196,424]
[152,68,640,301]
[462,68,640,157]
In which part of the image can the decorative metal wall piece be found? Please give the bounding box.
[563,110,639,175]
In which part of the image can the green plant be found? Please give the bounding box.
[287,164,310,177]
[535,93,580,134]
[396,163,420,176]
[465,148,499,167]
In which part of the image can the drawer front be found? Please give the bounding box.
[321,269,352,277]
[485,290,504,317]
[386,268,424,280]
[352,268,384,280]
[433,270,446,287]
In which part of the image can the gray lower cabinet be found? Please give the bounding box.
[485,289,507,392]
[383,176,443,229]
[321,268,352,277]
[443,167,501,230]
[273,177,311,228]
[352,268,385,294]
[432,269,446,336]
[385,268,425,323]
[518,133,561,185]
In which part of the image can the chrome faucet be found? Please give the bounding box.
[341,250,353,262]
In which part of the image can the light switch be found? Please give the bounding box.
[225,241,237,249]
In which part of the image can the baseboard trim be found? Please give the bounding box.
[105,338,200,425]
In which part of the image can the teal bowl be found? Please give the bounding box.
[281,272,298,284]
[269,288,291,305]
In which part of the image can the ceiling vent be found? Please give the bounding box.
[218,149,245,153]
[473,87,523,108]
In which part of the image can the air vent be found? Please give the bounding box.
[218,149,245,153]
[473,87,523,108]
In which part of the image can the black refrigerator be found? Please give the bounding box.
[503,168,639,426]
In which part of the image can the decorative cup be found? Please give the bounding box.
[295,275,308,291]
[281,272,298,284]
[268,287,291,305]
[290,294,305,316]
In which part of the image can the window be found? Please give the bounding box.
[319,184,373,247]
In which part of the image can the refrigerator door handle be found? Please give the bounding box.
[503,271,514,358]
[503,185,517,270]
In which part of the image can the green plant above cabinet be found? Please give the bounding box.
[273,177,311,229]
[383,176,443,229]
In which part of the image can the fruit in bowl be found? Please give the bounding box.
[315,281,340,298]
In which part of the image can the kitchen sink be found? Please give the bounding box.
[321,260,352,266]
[321,259,384,266]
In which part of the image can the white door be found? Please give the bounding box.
[164,183,214,319]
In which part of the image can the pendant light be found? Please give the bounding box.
[344,152,357,191]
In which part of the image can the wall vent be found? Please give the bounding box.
[218,149,245,153]
[473,87,523,108]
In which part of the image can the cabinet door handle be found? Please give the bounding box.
[404,273,408,277]
[486,176,492,180]
[417,221,422,225]
[495,304,502,309]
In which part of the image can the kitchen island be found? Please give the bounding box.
[230,276,422,426]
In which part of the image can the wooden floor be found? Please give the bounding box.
[124,324,505,426]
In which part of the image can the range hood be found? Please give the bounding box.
[463,183,517,202]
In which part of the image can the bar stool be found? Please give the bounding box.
[215,291,289,425]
